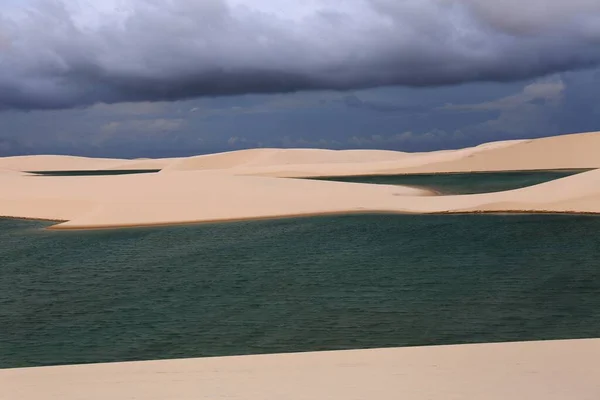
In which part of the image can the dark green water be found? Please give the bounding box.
[26,169,161,176]
[314,169,590,194]
[1,214,599,369]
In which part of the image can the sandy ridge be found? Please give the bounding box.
[1,131,600,229]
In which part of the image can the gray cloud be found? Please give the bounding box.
[342,94,428,113]
[1,0,600,111]
[442,78,566,112]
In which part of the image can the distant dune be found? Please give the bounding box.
[158,131,600,177]
[381,131,600,174]
[0,154,178,172]
[162,148,411,173]
[1,131,600,229]
[0,155,126,172]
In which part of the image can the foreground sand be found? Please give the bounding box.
[2,339,599,400]
[2,131,600,228]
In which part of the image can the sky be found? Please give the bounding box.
[1,0,600,157]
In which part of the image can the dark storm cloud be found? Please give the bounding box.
[342,94,428,113]
[2,0,600,110]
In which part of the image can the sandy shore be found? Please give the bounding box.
[1,339,598,400]
[1,131,600,229]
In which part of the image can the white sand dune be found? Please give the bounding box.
[0,155,125,172]
[7,168,600,229]
[2,131,600,228]
[158,131,600,177]
[1,339,598,400]
[380,130,600,175]
[162,147,411,173]
[160,139,525,177]
[2,131,598,177]
[0,171,431,227]
[109,157,180,170]
[0,154,175,172]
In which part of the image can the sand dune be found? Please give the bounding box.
[0,155,125,172]
[158,131,600,177]
[0,171,431,227]
[3,131,599,177]
[0,154,175,172]
[161,139,526,177]
[108,159,177,170]
[380,131,600,175]
[0,167,598,229]
[29,168,600,229]
[2,131,600,228]
[2,339,598,400]
[162,148,411,172]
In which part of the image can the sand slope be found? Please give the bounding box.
[0,155,125,172]
[3,131,599,177]
[2,131,600,228]
[162,148,411,173]
[0,166,599,229]
[160,139,526,177]
[380,131,600,175]
[0,154,176,172]
[0,171,431,227]
[2,339,599,400]
[157,131,600,177]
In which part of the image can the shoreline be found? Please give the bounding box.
[0,216,67,223]
[0,337,593,371]
[2,207,600,232]
[304,167,595,179]
[42,209,600,231]
[3,132,600,230]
